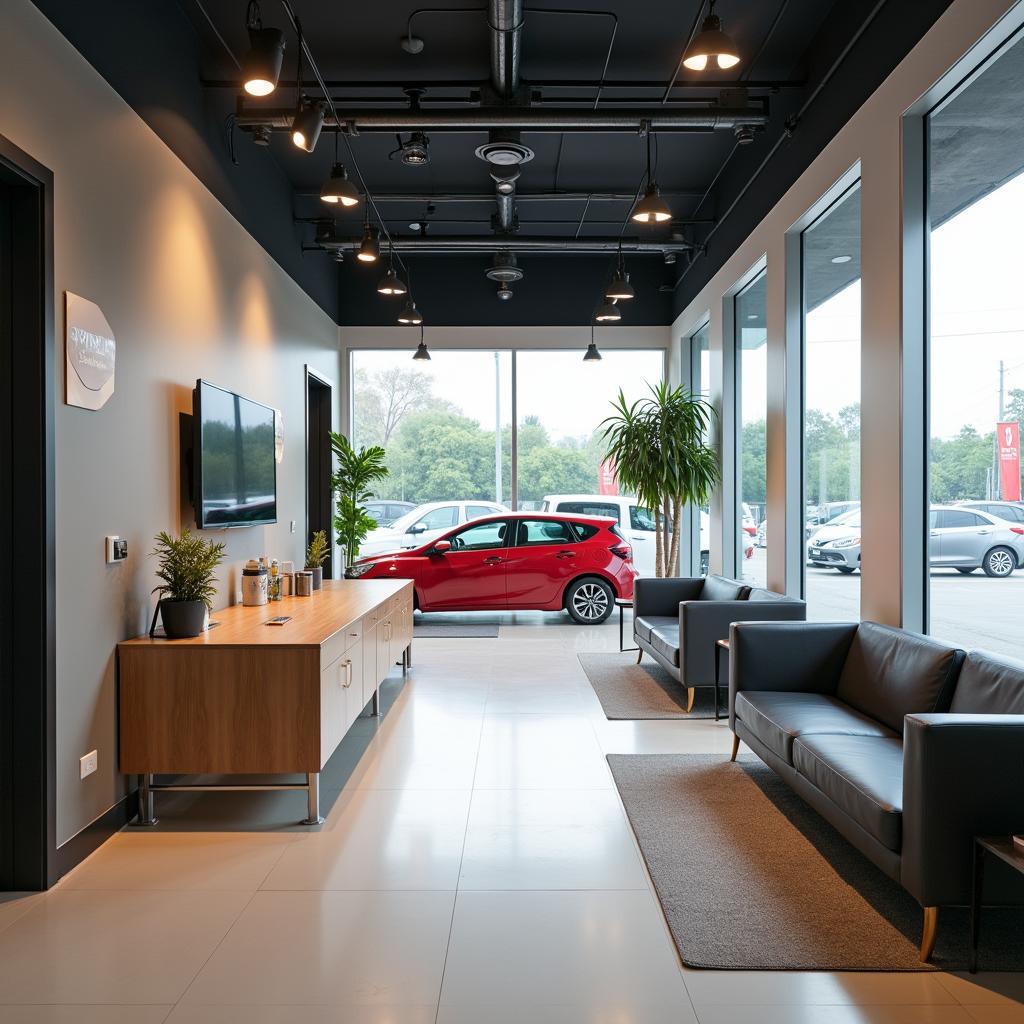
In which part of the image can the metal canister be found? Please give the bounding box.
[281,572,294,597]
[295,570,313,597]
[242,560,268,606]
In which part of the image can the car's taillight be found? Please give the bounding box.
[1011,527,1024,535]
[610,544,631,559]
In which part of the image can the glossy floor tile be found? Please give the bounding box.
[166,1005,437,1023]
[0,1009,172,1023]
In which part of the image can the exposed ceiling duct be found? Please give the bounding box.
[490,0,523,99]
[313,235,692,255]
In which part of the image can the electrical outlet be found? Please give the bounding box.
[80,750,98,779]
[290,520,296,533]
[105,536,127,564]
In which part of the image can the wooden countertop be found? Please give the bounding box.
[119,578,412,649]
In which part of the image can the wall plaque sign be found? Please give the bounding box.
[65,291,116,410]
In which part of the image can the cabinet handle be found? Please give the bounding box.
[342,659,353,688]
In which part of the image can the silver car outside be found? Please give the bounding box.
[929,505,1024,577]
[806,509,861,573]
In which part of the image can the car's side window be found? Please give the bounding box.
[449,520,508,551]
[630,506,657,531]
[413,506,459,531]
[467,505,499,521]
[938,510,984,529]
[556,501,620,522]
[569,522,600,541]
[516,519,575,545]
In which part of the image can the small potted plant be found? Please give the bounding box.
[305,529,329,591]
[150,529,226,639]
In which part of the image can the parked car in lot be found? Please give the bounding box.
[365,500,416,528]
[346,512,636,623]
[807,505,1024,577]
[359,500,506,558]
[957,500,1024,525]
[541,494,711,577]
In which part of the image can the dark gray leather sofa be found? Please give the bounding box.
[633,574,806,711]
[728,619,1024,961]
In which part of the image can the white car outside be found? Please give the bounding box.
[541,494,710,577]
[358,500,507,558]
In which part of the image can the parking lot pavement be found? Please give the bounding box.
[743,548,1023,658]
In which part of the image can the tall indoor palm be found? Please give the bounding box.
[601,381,720,577]
[330,432,390,568]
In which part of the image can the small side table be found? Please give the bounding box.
[615,598,638,653]
[970,836,1024,972]
[714,638,730,722]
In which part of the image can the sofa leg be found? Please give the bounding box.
[919,906,939,963]
[685,687,696,713]
[636,648,643,664]
[730,733,740,762]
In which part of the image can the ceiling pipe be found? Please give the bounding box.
[490,0,523,99]
[235,103,768,132]
[314,235,692,254]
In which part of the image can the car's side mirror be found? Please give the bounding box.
[408,523,426,534]
[431,539,451,554]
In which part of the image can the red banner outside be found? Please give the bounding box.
[997,421,1021,501]
[597,457,618,496]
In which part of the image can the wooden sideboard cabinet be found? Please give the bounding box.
[118,579,414,825]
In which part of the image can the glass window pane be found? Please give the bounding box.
[802,184,862,619]
[735,272,767,586]
[450,520,508,550]
[516,519,575,546]
[928,36,1024,657]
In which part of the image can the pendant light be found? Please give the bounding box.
[357,221,380,263]
[412,326,431,361]
[242,2,285,97]
[595,299,621,323]
[682,0,741,72]
[583,326,602,362]
[632,133,672,224]
[321,133,360,205]
[292,99,324,152]
[606,250,636,301]
[399,300,423,326]
[377,242,407,295]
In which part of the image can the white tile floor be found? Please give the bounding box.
[0,611,1021,1023]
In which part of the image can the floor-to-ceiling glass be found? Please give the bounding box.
[735,272,767,586]
[802,185,862,620]
[690,322,711,575]
[927,33,1024,657]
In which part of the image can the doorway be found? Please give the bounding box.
[306,367,334,580]
[0,135,56,891]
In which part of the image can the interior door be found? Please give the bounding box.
[504,518,581,605]
[419,519,510,609]
[305,369,333,578]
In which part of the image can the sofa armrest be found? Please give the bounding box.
[680,600,807,687]
[633,576,704,617]
[728,620,857,728]
[902,713,1024,908]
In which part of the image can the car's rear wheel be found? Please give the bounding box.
[565,577,614,624]
[983,547,1016,578]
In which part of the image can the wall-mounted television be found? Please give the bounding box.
[193,380,277,529]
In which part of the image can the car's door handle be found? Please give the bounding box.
[556,551,577,559]
[632,536,647,541]
[978,529,992,535]
[483,556,504,565]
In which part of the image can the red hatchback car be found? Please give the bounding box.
[345,512,636,624]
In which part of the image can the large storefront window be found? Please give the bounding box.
[927,34,1024,657]
[690,322,711,575]
[802,184,862,620]
[735,272,767,586]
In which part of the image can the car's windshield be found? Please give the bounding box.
[828,509,860,528]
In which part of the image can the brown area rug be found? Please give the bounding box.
[579,652,719,720]
[607,753,1024,971]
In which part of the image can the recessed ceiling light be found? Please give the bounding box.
[831,254,853,264]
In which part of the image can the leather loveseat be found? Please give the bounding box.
[728,619,1024,961]
[633,574,806,712]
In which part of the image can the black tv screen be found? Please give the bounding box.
[193,380,277,529]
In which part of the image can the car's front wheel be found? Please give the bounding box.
[836,566,857,574]
[565,577,614,624]
[982,546,1016,578]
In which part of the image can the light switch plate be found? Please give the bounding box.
[80,750,97,779]
[105,536,127,563]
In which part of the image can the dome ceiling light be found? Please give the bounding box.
[632,132,672,225]
[595,300,622,323]
[682,0,741,72]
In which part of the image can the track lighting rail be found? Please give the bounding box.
[312,236,693,255]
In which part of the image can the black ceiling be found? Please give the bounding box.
[32,0,957,326]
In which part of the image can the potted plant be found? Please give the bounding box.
[305,530,329,590]
[150,529,226,638]
[602,381,720,577]
[330,432,389,569]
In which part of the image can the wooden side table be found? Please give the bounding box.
[714,638,730,722]
[970,836,1024,972]
[615,597,638,653]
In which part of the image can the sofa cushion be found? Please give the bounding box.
[792,734,905,852]
[746,587,791,602]
[700,575,748,602]
[950,650,1024,714]
[635,615,676,644]
[734,691,896,764]
[648,621,681,666]
[835,622,964,734]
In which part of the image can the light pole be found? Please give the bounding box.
[494,352,502,504]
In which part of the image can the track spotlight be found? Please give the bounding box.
[412,327,431,360]
[606,252,635,301]
[320,162,360,206]
[632,183,672,224]
[291,99,324,152]
[401,132,431,166]
[357,225,380,263]
[584,326,602,362]
[242,3,285,96]
[497,284,514,301]
[682,1,741,72]
[595,300,621,323]
[399,300,424,326]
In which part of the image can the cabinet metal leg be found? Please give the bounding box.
[302,772,324,826]
[372,684,381,717]
[970,843,984,973]
[405,643,412,669]
[134,773,158,826]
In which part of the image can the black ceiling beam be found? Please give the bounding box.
[293,190,709,201]
[201,78,804,91]
[313,235,692,254]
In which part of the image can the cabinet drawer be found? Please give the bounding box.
[320,620,363,673]
[320,652,357,766]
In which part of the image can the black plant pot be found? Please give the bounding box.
[308,566,323,591]
[159,599,206,639]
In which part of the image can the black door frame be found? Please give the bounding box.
[0,133,56,891]
[305,367,334,579]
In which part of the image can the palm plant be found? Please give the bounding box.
[151,529,226,609]
[330,432,390,567]
[601,381,720,577]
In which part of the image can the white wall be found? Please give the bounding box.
[670,0,1020,623]
[1,0,342,848]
